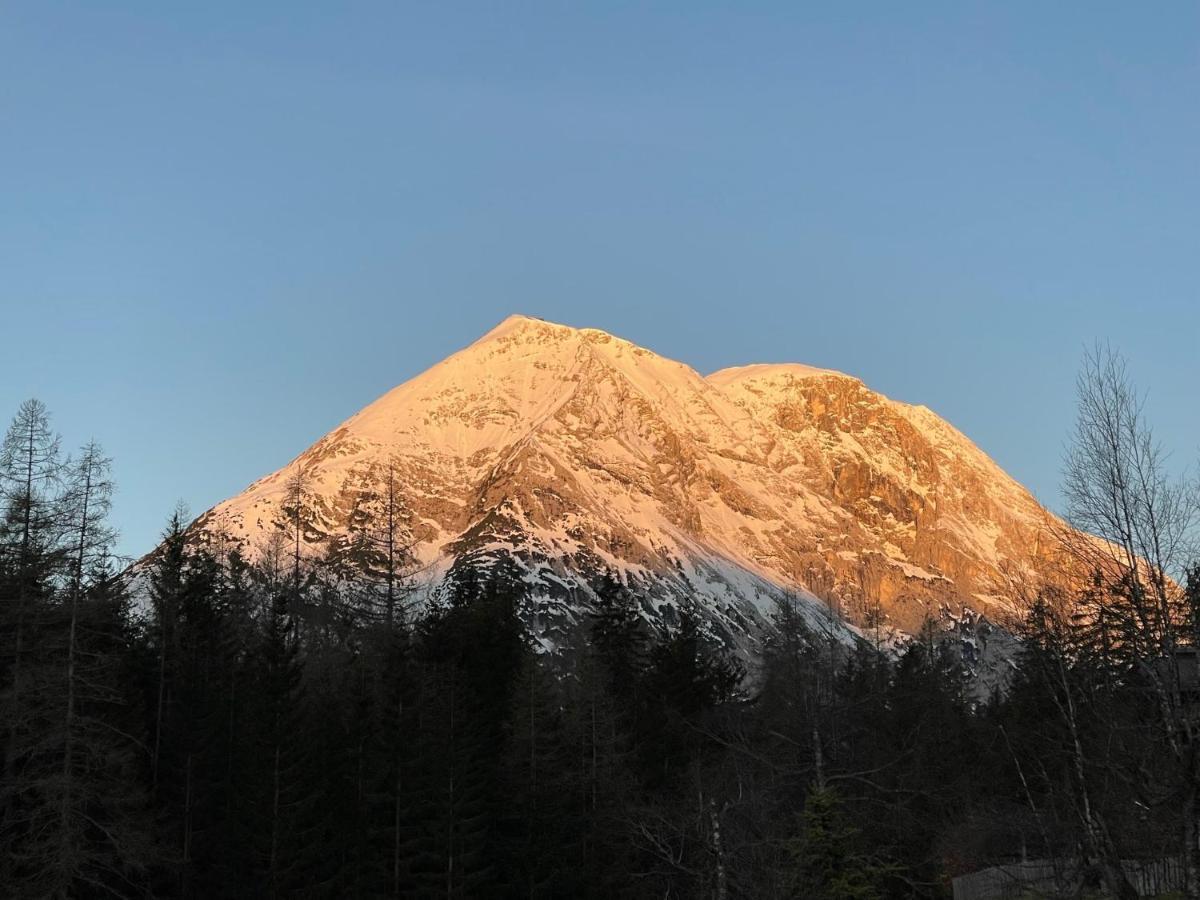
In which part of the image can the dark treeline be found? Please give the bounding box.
[2,345,1198,899]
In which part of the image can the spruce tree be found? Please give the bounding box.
[501,656,585,897]
[643,603,741,784]
[263,587,310,895]
[788,786,880,900]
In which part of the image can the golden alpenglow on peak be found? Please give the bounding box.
[180,316,1078,694]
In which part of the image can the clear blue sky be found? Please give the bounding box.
[2,2,1196,561]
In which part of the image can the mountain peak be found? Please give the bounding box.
[473,314,632,352]
[476,313,561,341]
[187,317,1063,682]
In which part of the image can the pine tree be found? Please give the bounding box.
[201,542,259,896]
[147,504,189,799]
[758,592,827,782]
[151,540,248,898]
[563,626,639,895]
[404,560,530,896]
[501,656,585,897]
[588,572,647,711]
[364,618,419,897]
[643,603,741,785]
[788,786,881,900]
[878,622,973,886]
[246,582,311,898]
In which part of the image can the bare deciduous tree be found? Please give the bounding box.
[1060,344,1200,897]
[0,399,64,779]
[344,458,417,628]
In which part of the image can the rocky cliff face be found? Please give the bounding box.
[185,315,1061,670]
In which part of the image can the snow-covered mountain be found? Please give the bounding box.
[185,315,1062,668]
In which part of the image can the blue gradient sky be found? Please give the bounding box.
[2,2,1197,560]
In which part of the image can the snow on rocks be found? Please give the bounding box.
[176,315,1068,676]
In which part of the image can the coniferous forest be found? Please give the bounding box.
[2,348,1199,899]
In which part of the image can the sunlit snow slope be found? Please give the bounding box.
[186,315,1062,666]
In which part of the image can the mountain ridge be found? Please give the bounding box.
[181,314,1062,675]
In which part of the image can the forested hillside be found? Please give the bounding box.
[2,347,1197,899]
